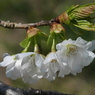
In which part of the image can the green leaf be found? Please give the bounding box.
[37,32,48,41]
[66,5,79,15]
[20,37,30,48]
[34,32,48,47]
[69,23,84,35]
[73,20,95,31]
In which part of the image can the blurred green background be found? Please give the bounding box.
[0,0,95,95]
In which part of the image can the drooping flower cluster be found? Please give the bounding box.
[0,52,45,84]
[0,37,95,84]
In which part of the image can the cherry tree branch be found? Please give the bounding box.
[0,18,58,29]
[0,81,74,95]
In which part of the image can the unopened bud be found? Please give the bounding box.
[69,3,95,20]
[56,12,70,24]
[50,22,65,33]
[27,27,41,38]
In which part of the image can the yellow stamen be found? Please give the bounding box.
[65,44,78,57]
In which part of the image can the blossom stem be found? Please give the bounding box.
[34,37,39,53]
[51,37,56,52]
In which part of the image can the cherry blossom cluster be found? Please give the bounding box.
[0,37,95,84]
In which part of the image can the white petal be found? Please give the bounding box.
[56,50,68,63]
[6,59,22,80]
[58,64,70,77]
[78,49,94,67]
[0,56,15,67]
[56,40,72,50]
[41,62,49,72]
[35,54,44,68]
[27,60,43,78]
[88,51,95,58]
[85,42,92,49]
[3,53,10,58]
[76,37,87,44]
[21,55,30,65]
[83,51,95,66]
[58,70,65,78]
[27,61,37,77]
[21,61,41,84]
[50,61,60,73]
[13,59,22,78]
[16,52,35,59]
[68,53,82,73]
[71,68,82,75]
[43,53,53,64]
[6,61,16,79]
[88,40,95,51]
[44,69,56,81]
[41,53,56,72]
[21,63,33,83]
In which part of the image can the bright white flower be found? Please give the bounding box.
[0,52,45,84]
[56,37,95,75]
[41,52,70,81]
[0,52,34,80]
[41,52,57,81]
[20,53,45,84]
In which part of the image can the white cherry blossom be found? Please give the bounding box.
[56,37,95,75]
[20,53,45,84]
[41,52,70,81]
[0,52,45,84]
[0,52,34,79]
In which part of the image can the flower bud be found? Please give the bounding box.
[27,27,41,38]
[50,22,65,33]
[66,3,95,31]
[68,3,95,20]
[47,23,65,48]
[56,12,70,24]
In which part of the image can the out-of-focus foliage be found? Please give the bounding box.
[0,0,95,95]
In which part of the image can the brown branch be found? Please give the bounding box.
[0,18,58,29]
[0,12,69,29]
[0,81,75,95]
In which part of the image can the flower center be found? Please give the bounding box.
[65,44,78,57]
[50,59,57,63]
[31,54,36,64]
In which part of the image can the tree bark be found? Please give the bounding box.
[0,81,74,95]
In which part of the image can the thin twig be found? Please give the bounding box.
[0,18,58,29]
